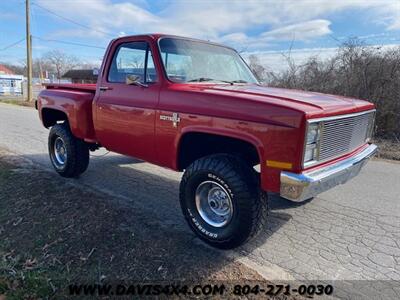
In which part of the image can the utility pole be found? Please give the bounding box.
[26,0,33,102]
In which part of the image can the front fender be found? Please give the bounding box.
[177,125,265,165]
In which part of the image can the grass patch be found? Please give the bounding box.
[373,138,400,161]
[0,99,35,108]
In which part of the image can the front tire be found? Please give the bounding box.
[48,123,89,178]
[179,154,268,249]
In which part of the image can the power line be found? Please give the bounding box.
[33,36,106,49]
[31,2,113,38]
[0,38,26,51]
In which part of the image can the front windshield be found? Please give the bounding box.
[158,38,259,84]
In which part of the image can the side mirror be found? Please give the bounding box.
[93,68,99,76]
[126,74,148,88]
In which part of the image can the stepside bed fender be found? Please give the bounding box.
[38,89,96,141]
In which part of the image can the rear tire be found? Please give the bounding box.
[48,123,89,178]
[179,154,268,249]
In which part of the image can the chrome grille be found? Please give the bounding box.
[318,111,375,161]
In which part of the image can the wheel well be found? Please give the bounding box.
[42,108,68,128]
[178,132,260,170]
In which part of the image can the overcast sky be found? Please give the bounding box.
[1,0,399,69]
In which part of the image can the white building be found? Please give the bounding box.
[0,74,24,95]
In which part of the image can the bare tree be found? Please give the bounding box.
[32,58,56,79]
[78,61,101,69]
[43,50,79,81]
[248,54,266,82]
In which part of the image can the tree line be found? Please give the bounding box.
[1,50,99,81]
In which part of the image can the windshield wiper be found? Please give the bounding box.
[230,80,248,83]
[188,78,247,85]
[188,77,217,82]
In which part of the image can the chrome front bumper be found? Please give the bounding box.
[280,144,377,202]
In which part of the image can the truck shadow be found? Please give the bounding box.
[269,193,313,209]
[5,152,293,269]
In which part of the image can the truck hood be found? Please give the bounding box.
[193,84,374,117]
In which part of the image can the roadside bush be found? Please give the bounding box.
[259,39,400,139]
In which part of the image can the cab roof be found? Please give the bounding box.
[113,33,236,51]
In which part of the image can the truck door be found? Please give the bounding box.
[94,39,160,163]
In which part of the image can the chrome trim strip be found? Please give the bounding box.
[307,109,376,124]
[281,144,377,202]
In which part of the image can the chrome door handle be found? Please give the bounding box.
[99,86,112,91]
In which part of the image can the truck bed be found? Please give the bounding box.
[38,83,97,142]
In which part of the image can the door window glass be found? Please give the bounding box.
[108,41,157,83]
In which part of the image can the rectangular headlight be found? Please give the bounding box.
[366,111,375,142]
[304,144,317,162]
[304,122,321,164]
[306,123,320,144]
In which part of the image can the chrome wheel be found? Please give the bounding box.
[195,181,233,227]
[53,136,67,167]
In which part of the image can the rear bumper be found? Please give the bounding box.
[280,144,377,202]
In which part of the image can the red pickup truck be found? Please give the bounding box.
[37,34,377,249]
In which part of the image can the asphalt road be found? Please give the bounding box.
[1,103,399,298]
